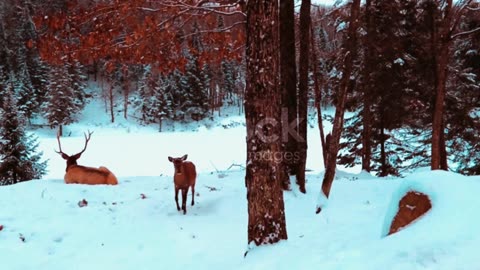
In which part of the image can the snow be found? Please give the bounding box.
[381,169,480,238]
[315,189,328,211]
[394,58,405,66]
[2,97,480,269]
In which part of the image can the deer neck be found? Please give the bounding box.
[175,164,184,174]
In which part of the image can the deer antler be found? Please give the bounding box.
[55,130,66,155]
[55,130,94,157]
[76,130,94,156]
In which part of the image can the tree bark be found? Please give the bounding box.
[431,0,453,171]
[430,0,479,170]
[245,0,288,249]
[279,0,298,190]
[296,0,311,194]
[109,84,115,123]
[310,25,328,169]
[431,43,449,170]
[122,65,129,120]
[361,0,373,173]
[317,0,361,214]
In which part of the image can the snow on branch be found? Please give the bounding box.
[452,26,480,39]
[158,0,245,17]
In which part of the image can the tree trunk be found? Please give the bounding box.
[58,124,63,137]
[245,0,288,250]
[109,84,115,123]
[362,0,373,173]
[122,65,129,120]
[431,43,449,170]
[317,0,361,214]
[296,0,311,194]
[430,0,479,170]
[431,0,454,171]
[440,120,448,170]
[279,0,298,190]
[310,26,328,169]
[379,121,387,177]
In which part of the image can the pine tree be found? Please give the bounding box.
[43,63,82,135]
[67,59,87,111]
[171,69,190,121]
[447,9,480,175]
[137,65,173,130]
[13,65,38,124]
[0,82,46,185]
[180,22,209,120]
[221,59,236,102]
[150,76,172,131]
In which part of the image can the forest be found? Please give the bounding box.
[0,0,479,249]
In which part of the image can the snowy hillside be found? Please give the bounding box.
[1,96,480,269]
[1,169,480,269]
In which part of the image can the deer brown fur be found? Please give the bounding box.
[168,154,196,214]
[56,131,118,185]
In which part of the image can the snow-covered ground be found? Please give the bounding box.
[1,96,480,269]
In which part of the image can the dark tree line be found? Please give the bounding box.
[312,0,480,178]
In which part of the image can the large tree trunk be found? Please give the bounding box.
[431,0,454,171]
[279,0,298,190]
[245,0,288,249]
[317,0,361,214]
[296,0,311,194]
[361,0,374,173]
[430,0,479,170]
[431,43,449,170]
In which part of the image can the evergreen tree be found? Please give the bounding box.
[137,65,173,130]
[447,10,480,175]
[221,59,236,101]
[0,83,47,185]
[67,59,87,111]
[171,69,189,120]
[13,64,38,123]
[184,53,208,119]
[43,63,82,135]
[339,0,427,176]
[182,22,210,120]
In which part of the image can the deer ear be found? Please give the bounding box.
[61,153,70,160]
[72,153,82,160]
[168,156,173,162]
[181,154,188,161]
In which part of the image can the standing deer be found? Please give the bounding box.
[168,154,196,214]
[56,131,118,185]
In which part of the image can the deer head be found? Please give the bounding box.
[56,131,93,171]
[168,154,188,174]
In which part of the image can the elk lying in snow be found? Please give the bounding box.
[56,131,118,185]
[168,154,197,214]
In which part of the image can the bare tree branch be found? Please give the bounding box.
[452,26,480,39]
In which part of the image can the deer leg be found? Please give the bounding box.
[181,188,187,214]
[191,185,195,206]
[175,186,181,211]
